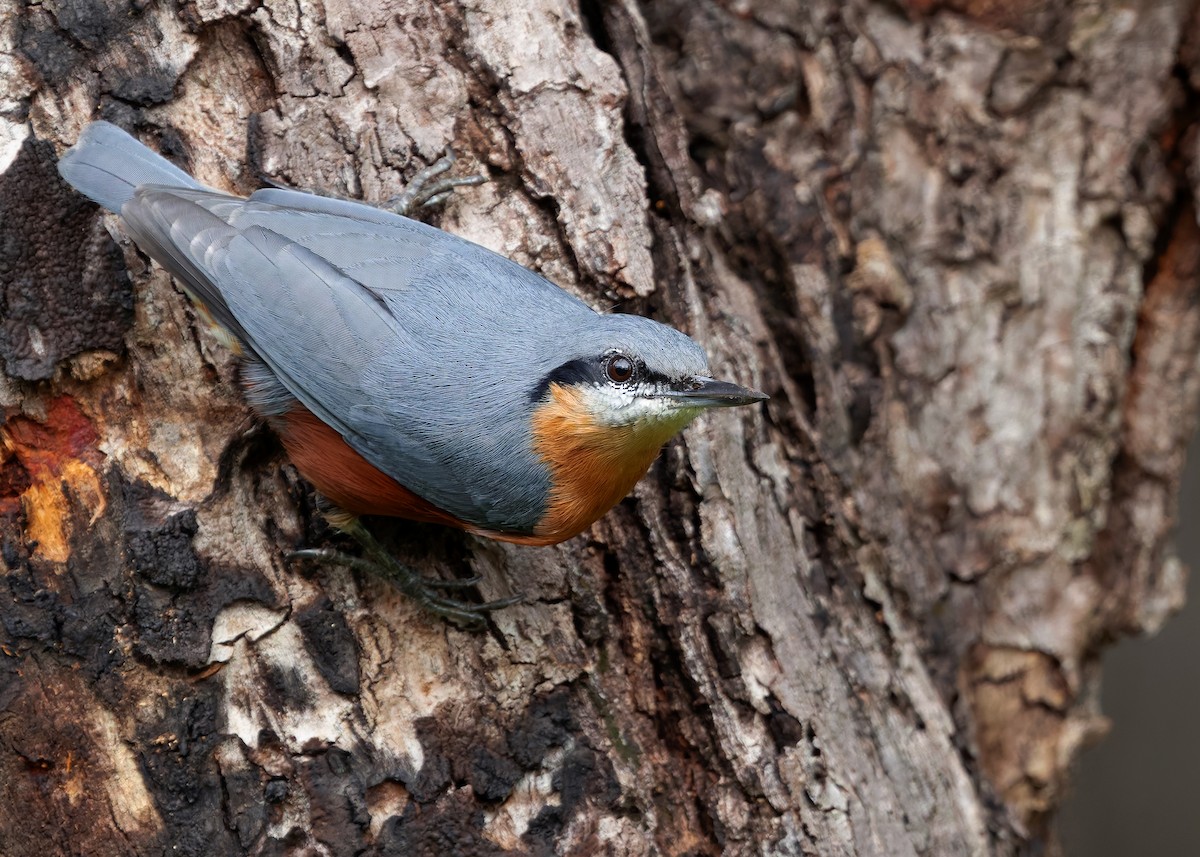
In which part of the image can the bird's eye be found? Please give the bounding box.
[606,354,635,384]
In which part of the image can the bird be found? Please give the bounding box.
[57,120,767,623]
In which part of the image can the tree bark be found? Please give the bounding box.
[2,0,1198,854]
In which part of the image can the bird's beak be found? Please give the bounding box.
[658,376,769,409]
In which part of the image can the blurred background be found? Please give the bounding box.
[1061,433,1200,854]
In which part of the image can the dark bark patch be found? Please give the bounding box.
[298,747,374,854]
[0,138,131,381]
[265,776,290,803]
[130,583,210,668]
[21,1,183,105]
[765,694,805,750]
[123,481,204,591]
[219,759,268,848]
[130,563,276,669]
[57,577,125,675]
[295,595,360,696]
[15,10,84,91]
[46,0,146,51]
[0,548,57,649]
[412,688,578,804]
[554,744,618,814]
[375,790,510,857]
[524,807,565,852]
[408,727,453,803]
[107,66,181,107]
[465,746,523,802]
[507,687,575,769]
[260,661,315,712]
[524,746,620,853]
[136,686,241,857]
[120,477,276,669]
[404,686,618,851]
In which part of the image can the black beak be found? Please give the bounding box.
[659,376,769,408]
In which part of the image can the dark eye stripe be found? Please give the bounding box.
[530,358,598,403]
[531,352,668,403]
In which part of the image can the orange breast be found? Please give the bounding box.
[273,404,467,529]
[524,384,680,544]
[273,404,558,547]
[272,392,676,549]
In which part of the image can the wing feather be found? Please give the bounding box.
[122,183,582,530]
[59,124,561,530]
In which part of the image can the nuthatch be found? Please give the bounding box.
[58,121,766,623]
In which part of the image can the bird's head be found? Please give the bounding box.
[523,313,766,543]
[530,314,765,431]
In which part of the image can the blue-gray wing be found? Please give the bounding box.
[120,187,571,531]
[221,187,592,312]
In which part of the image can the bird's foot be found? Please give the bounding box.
[289,522,520,628]
[256,148,485,217]
[383,148,487,216]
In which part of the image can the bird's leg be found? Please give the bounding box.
[290,518,520,627]
[383,148,487,217]
[257,148,485,216]
[289,549,483,589]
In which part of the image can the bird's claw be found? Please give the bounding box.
[288,544,519,628]
[385,148,487,216]
[256,148,485,218]
[289,548,480,589]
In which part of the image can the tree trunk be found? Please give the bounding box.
[2,0,1197,854]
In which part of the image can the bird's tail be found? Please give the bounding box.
[57,121,204,213]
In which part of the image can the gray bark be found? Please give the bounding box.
[1,0,1198,854]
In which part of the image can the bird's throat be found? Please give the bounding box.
[528,383,694,543]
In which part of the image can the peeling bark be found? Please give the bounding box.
[2,0,1198,854]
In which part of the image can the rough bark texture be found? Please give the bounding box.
[2,0,1198,854]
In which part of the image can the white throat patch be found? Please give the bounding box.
[578,382,702,431]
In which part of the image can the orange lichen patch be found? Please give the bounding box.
[524,383,684,545]
[20,459,106,562]
[62,749,86,805]
[4,396,100,478]
[2,396,105,562]
[20,480,72,562]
